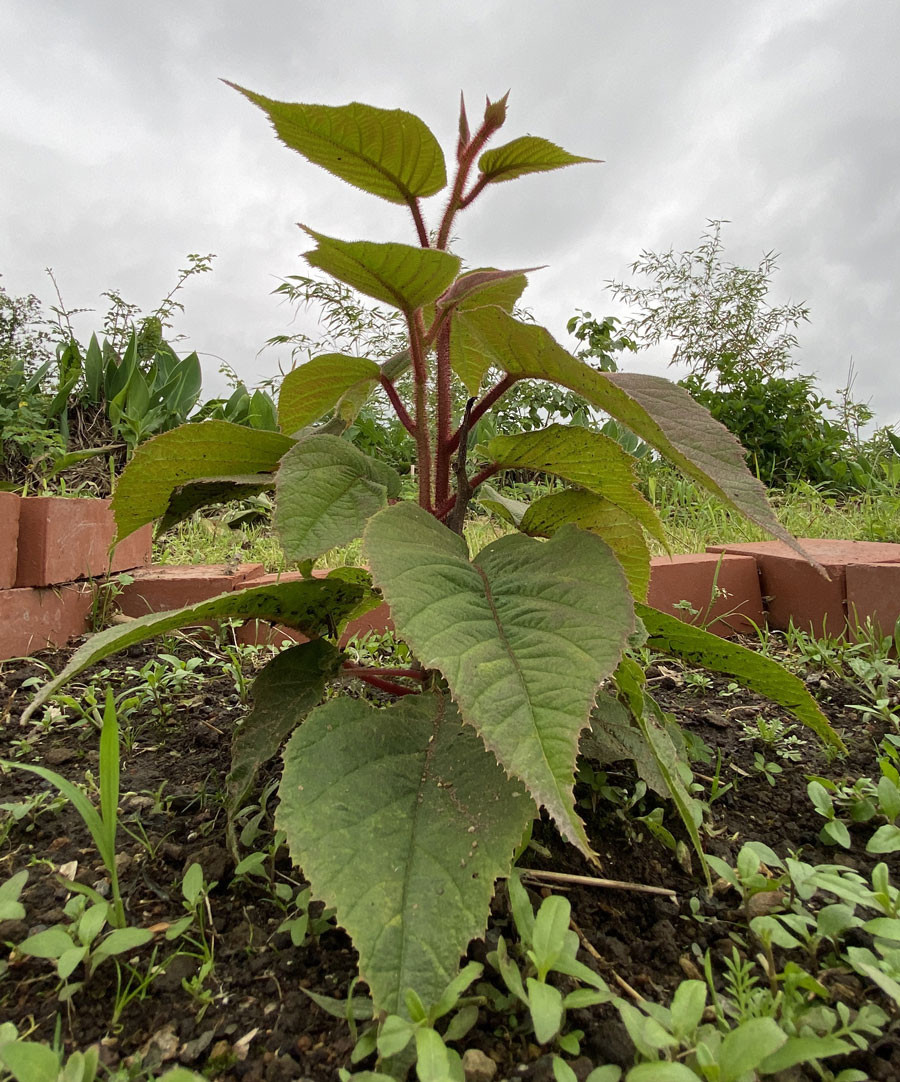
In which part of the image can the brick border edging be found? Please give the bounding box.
[3,538,900,661]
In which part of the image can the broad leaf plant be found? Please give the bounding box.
[26,88,842,1018]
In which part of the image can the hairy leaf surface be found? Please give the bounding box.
[485,424,665,547]
[636,605,843,750]
[303,230,461,315]
[22,579,366,722]
[365,503,634,855]
[111,421,293,541]
[226,86,447,203]
[227,639,345,816]
[521,490,651,601]
[477,136,599,183]
[277,692,533,1013]
[278,355,380,436]
[275,435,401,563]
[457,307,807,556]
[476,483,528,527]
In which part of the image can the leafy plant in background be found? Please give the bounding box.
[606,220,881,492]
[27,89,843,1046]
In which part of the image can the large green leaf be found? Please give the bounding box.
[477,136,599,184]
[111,421,293,541]
[456,307,807,557]
[364,503,634,855]
[439,268,530,315]
[278,355,380,436]
[303,229,461,316]
[275,435,401,563]
[485,424,666,547]
[636,604,844,750]
[21,579,366,723]
[226,85,447,203]
[277,691,533,1014]
[582,691,667,795]
[521,490,651,601]
[157,475,275,533]
[227,639,345,817]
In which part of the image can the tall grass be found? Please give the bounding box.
[153,469,900,571]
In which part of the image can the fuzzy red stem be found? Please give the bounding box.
[406,312,433,511]
[409,198,430,248]
[447,375,517,454]
[436,123,495,251]
[352,672,420,697]
[380,375,417,436]
[435,463,502,521]
[434,323,453,506]
[459,174,489,209]
[342,664,425,681]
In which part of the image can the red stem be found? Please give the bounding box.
[436,122,495,251]
[435,463,502,521]
[342,664,425,681]
[380,375,416,436]
[406,311,433,511]
[448,375,517,454]
[353,672,420,697]
[409,198,430,248]
[434,323,453,507]
[459,174,489,209]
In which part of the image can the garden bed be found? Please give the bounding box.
[2,631,899,1080]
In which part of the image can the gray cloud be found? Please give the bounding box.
[3,0,898,424]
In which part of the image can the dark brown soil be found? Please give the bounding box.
[2,635,898,1081]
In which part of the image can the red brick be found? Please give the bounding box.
[647,553,764,637]
[845,563,900,639]
[0,492,21,590]
[706,538,900,637]
[0,583,92,660]
[15,497,152,587]
[117,563,265,617]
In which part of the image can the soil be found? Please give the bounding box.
[2,634,899,1081]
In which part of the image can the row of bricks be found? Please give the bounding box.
[3,538,900,661]
[0,493,152,590]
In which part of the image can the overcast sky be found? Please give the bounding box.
[3,0,898,428]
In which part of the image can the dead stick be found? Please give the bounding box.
[520,868,677,899]
[570,917,645,1002]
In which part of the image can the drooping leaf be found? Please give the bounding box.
[302,229,461,315]
[477,136,599,184]
[520,490,651,601]
[476,482,528,527]
[227,639,345,817]
[438,268,530,315]
[226,85,447,203]
[636,604,843,750]
[456,307,809,557]
[278,355,380,436]
[581,691,667,795]
[613,658,708,881]
[111,421,293,542]
[277,691,534,1014]
[21,579,366,723]
[485,424,666,547]
[365,503,634,855]
[157,475,275,533]
[275,435,401,563]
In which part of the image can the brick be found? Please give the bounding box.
[647,553,764,637]
[117,563,265,617]
[845,563,900,639]
[707,538,900,637]
[0,492,21,590]
[15,497,152,587]
[0,583,92,660]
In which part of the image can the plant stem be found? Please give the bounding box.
[448,375,517,454]
[409,198,430,248]
[436,462,501,522]
[436,119,497,251]
[434,324,453,506]
[379,375,417,436]
[342,664,425,681]
[406,311,433,511]
[352,672,420,697]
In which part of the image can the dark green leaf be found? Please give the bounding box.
[478,136,599,184]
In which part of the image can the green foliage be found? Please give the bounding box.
[29,89,839,1027]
